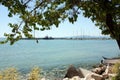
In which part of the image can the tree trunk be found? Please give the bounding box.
[117,39,120,49]
[106,13,120,49]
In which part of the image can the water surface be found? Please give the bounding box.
[0,40,119,73]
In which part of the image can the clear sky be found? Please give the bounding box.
[0,5,104,38]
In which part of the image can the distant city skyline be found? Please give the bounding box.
[0,5,108,38]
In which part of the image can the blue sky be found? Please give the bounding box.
[0,5,104,38]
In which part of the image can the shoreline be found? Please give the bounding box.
[0,57,119,80]
[0,63,99,80]
[20,37,112,40]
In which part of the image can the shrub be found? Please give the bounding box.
[112,63,120,80]
[0,71,3,80]
[112,63,120,73]
[1,68,19,80]
[0,67,42,80]
[28,67,41,80]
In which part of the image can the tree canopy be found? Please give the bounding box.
[0,0,120,48]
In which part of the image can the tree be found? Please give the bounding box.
[0,0,120,49]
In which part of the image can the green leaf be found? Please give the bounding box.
[8,12,13,17]
[9,23,13,27]
[0,39,8,44]
[34,27,39,30]
[40,28,45,31]
[73,14,78,21]
[68,17,74,23]
[4,33,8,36]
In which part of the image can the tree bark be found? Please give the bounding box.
[106,13,120,49]
[117,39,120,49]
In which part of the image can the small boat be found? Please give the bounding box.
[102,56,120,64]
[102,56,120,60]
[102,56,109,60]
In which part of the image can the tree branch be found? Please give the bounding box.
[23,0,32,6]
[30,0,46,13]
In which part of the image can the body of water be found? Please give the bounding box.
[0,40,119,74]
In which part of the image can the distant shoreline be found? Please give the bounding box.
[20,37,112,40]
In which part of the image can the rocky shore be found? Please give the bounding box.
[62,57,120,80]
[0,57,119,80]
[18,64,115,80]
[41,57,119,80]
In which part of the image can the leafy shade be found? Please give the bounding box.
[0,0,120,47]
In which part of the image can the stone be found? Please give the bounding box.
[64,65,84,78]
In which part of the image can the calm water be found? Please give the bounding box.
[0,40,119,73]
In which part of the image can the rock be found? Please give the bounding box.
[41,78,46,80]
[63,76,81,80]
[71,76,81,80]
[91,73,104,80]
[63,78,69,80]
[64,65,84,78]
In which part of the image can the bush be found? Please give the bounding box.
[0,71,3,80]
[0,67,42,80]
[112,63,120,73]
[112,63,120,80]
[0,68,19,80]
[28,67,41,80]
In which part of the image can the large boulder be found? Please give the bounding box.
[64,65,84,78]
